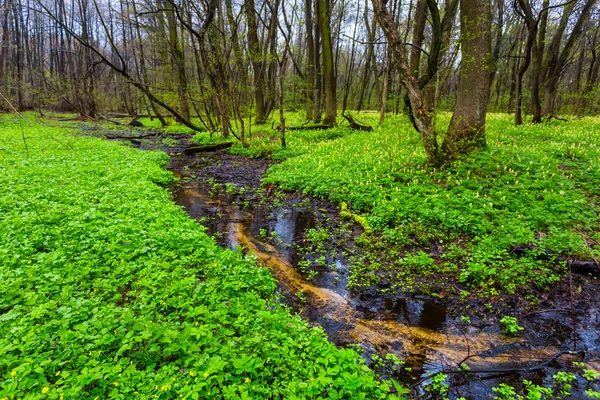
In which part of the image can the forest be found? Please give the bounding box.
[1,0,600,398]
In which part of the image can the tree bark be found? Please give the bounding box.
[245,0,266,124]
[372,0,441,166]
[441,0,491,157]
[319,0,336,126]
[305,0,315,120]
[164,0,190,121]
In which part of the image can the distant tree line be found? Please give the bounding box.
[0,0,598,159]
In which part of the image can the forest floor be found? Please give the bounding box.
[2,111,600,399]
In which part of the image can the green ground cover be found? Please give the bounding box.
[264,113,600,293]
[0,115,387,399]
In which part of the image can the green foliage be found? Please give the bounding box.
[264,113,600,293]
[499,316,524,336]
[0,115,387,399]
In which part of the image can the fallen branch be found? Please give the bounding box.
[286,125,334,131]
[184,142,233,154]
[342,114,374,131]
[103,132,160,140]
[547,115,568,122]
[411,350,581,389]
[97,113,124,125]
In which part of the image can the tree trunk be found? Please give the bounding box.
[442,0,491,157]
[372,0,441,166]
[164,0,190,121]
[313,0,322,122]
[245,0,266,124]
[319,0,336,126]
[305,0,315,120]
[530,0,548,123]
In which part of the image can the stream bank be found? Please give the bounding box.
[98,128,599,398]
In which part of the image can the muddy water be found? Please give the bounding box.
[170,173,580,395]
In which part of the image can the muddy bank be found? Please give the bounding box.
[102,130,599,398]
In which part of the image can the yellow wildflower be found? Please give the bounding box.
[55,371,61,376]
[10,370,16,377]
[42,387,50,394]
[189,371,196,377]
[245,378,250,383]
[203,372,209,379]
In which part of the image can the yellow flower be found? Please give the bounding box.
[42,387,50,394]
[113,382,119,386]
[189,371,196,377]
[10,370,16,377]
[203,372,209,379]
[245,378,250,383]
[55,371,61,376]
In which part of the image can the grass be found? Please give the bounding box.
[263,112,600,294]
[0,114,388,399]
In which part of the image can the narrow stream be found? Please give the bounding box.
[169,169,573,396]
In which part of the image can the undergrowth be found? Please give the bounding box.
[264,113,600,293]
[0,114,387,399]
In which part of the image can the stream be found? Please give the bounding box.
[166,152,593,398]
[105,131,600,398]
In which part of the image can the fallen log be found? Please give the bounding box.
[342,113,373,131]
[129,118,143,127]
[511,244,599,275]
[286,125,334,131]
[97,113,124,125]
[103,131,160,140]
[184,142,233,154]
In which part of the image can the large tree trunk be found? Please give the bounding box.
[319,0,336,126]
[313,0,322,122]
[441,0,491,157]
[305,0,315,120]
[530,0,549,123]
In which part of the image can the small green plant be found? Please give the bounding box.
[296,290,307,304]
[371,354,385,368]
[500,316,524,336]
[424,373,449,398]
[552,371,576,397]
[460,315,471,324]
[225,182,238,195]
[161,137,178,146]
[492,383,522,400]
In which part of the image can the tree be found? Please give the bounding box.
[319,0,337,126]
[542,0,597,117]
[373,0,491,165]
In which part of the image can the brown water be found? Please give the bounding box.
[170,176,586,396]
